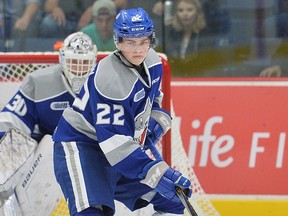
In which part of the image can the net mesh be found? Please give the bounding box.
[170,104,220,216]
[0,53,220,216]
[0,63,52,82]
[50,198,69,216]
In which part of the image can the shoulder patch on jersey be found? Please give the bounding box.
[134,88,145,102]
[95,54,138,100]
[50,101,70,110]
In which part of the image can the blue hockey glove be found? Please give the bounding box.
[139,160,192,203]
[143,108,172,150]
[143,118,163,150]
[157,166,192,202]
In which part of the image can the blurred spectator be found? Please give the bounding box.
[81,0,116,51]
[114,0,128,12]
[276,14,288,39]
[0,0,13,50]
[13,1,39,33]
[276,0,288,38]
[163,0,220,77]
[259,65,282,77]
[76,0,128,30]
[0,0,41,51]
[39,0,94,38]
[202,0,231,36]
[165,0,210,59]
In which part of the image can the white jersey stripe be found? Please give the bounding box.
[99,134,139,165]
[100,134,132,154]
[62,141,89,212]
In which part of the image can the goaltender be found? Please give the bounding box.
[0,32,97,215]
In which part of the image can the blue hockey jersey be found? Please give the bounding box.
[0,64,77,141]
[53,49,169,179]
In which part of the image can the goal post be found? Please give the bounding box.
[0,52,220,216]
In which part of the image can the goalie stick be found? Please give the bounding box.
[146,141,199,216]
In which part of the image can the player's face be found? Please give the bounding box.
[119,37,150,66]
[176,1,198,27]
[66,59,92,76]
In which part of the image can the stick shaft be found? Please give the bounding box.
[175,187,198,216]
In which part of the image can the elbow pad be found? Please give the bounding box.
[150,108,172,135]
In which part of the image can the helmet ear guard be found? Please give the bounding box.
[113,8,156,48]
[59,32,97,94]
[149,31,156,49]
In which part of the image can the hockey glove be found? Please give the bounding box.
[143,118,164,150]
[139,160,192,203]
[143,108,172,150]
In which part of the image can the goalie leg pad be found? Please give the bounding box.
[0,193,22,216]
[0,128,37,194]
[15,135,63,216]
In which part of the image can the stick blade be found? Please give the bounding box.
[176,187,198,216]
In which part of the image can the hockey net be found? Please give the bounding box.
[0,52,220,216]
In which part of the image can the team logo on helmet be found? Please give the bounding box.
[131,14,142,22]
[69,37,92,53]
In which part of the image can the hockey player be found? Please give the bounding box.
[0,31,97,141]
[53,8,192,216]
[0,31,97,215]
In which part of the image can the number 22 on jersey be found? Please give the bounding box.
[73,81,125,126]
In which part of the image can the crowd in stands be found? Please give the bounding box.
[0,0,124,52]
[81,0,117,51]
[0,0,288,77]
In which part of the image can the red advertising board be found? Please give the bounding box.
[171,79,288,195]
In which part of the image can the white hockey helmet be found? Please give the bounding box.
[59,32,97,93]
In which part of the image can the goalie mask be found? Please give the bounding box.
[59,32,97,94]
[113,8,156,48]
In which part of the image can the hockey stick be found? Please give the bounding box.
[175,187,198,216]
[147,141,198,216]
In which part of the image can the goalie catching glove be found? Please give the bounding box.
[138,160,192,203]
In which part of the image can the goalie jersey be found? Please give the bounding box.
[0,65,77,142]
[53,49,168,178]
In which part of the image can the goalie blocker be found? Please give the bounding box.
[0,128,63,216]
